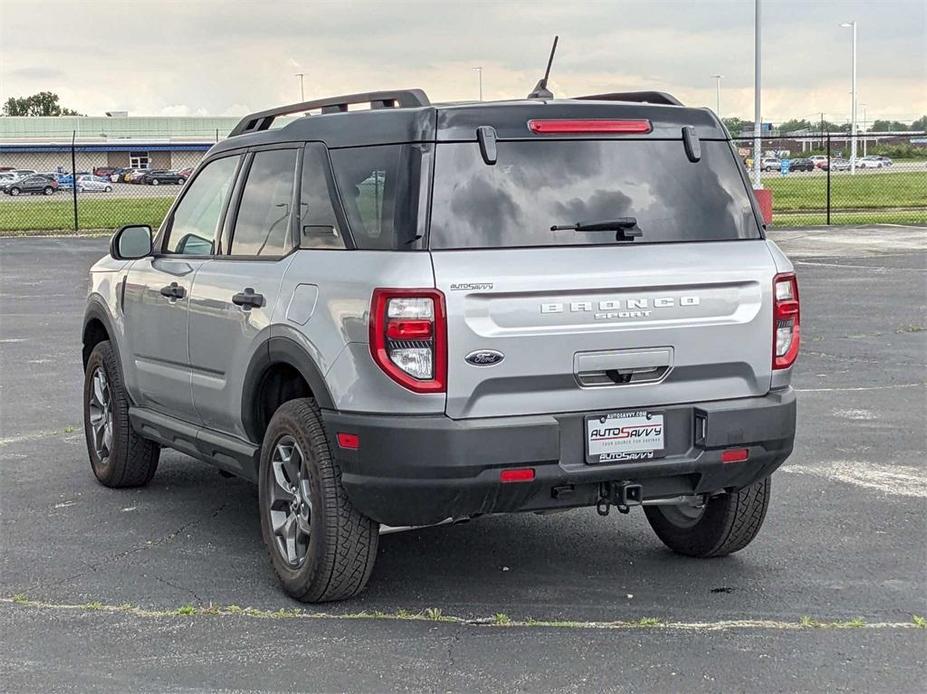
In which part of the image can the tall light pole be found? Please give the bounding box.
[711,74,723,116]
[295,73,305,102]
[840,21,857,173]
[472,66,483,101]
[753,0,762,188]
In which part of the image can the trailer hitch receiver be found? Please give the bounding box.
[596,481,643,516]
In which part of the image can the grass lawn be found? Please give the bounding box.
[771,209,927,227]
[764,171,927,212]
[0,196,174,234]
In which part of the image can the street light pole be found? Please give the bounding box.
[295,73,305,102]
[753,0,762,188]
[472,66,483,101]
[840,21,857,174]
[711,74,723,116]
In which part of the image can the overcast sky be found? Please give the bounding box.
[1,0,924,124]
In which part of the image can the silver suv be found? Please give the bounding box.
[82,89,799,602]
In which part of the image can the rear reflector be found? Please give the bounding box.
[528,119,652,134]
[500,468,535,483]
[721,448,749,463]
[336,432,360,450]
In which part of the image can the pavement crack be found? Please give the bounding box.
[152,575,204,605]
[27,503,228,591]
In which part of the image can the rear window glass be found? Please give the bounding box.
[428,140,761,249]
[329,145,421,250]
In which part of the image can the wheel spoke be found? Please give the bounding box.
[93,370,107,407]
[271,461,296,502]
[283,515,298,564]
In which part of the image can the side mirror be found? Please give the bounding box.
[110,224,153,260]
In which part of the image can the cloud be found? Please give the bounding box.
[0,0,923,122]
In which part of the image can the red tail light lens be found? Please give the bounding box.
[773,273,800,370]
[721,448,749,463]
[528,119,652,134]
[370,288,447,393]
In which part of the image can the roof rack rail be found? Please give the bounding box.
[228,89,430,137]
[572,91,683,107]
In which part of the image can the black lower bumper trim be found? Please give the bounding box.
[323,388,796,526]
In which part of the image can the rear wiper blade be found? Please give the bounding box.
[550,217,642,239]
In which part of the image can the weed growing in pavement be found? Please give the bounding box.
[912,615,926,628]
[493,613,511,626]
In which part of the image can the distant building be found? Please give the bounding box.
[0,115,251,172]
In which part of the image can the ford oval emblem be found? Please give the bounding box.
[465,349,505,367]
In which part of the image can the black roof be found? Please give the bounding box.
[210,89,726,156]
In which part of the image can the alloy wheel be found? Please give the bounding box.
[267,435,312,568]
[88,367,113,463]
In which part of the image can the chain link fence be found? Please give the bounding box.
[1,129,925,235]
[732,132,927,226]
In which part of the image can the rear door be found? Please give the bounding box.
[428,137,777,419]
[187,146,300,439]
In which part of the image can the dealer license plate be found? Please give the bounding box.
[585,410,665,464]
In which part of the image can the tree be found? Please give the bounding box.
[777,118,815,134]
[910,115,927,132]
[2,91,83,116]
[869,119,909,133]
[721,117,750,135]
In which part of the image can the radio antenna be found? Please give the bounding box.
[527,35,559,99]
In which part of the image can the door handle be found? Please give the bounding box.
[232,288,265,309]
[159,282,185,300]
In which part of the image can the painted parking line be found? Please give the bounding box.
[781,461,927,498]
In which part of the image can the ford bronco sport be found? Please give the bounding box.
[82,87,798,602]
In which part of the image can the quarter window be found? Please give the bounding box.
[299,144,345,249]
[229,149,298,257]
[164,155,240,255]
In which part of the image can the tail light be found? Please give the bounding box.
[773,273,800,369]
[370,288,447,393]
[528,119,652,134]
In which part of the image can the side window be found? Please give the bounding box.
[165,155,239,255]
[229,149,297,257]
[299,144,346,249]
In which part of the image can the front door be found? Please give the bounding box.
[122,153,242,422]
[188,147,300,439]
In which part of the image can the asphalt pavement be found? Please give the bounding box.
[1,227,925,693]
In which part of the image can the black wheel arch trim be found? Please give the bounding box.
[241,335,336,443]
[82,297,121,368]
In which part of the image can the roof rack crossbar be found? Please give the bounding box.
[229,89,430,137]
[572,91,683,107]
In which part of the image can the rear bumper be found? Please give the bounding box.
[322,388,796,526]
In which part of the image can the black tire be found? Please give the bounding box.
[83,340,159,488]
[150,178,159,186]
[9,187,20,196]
[43,186,54,195]
[177,177,185,185]
[644,477,771,558]
[258,398,378,602]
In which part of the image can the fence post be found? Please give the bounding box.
[826,133,832,225]
[70,131,79,232]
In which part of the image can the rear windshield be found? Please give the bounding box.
[428,140,761,250]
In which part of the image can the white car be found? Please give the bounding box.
[808,155,829,169]
[77,175,113,193]
[858,156,892,169]
[761,157,781,172]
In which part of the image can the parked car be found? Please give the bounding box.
[2,174,58,196]
[808,155,829,169]
[821,158,850,172]
[139,169,187,185]
[761,157,781,172]
[789,158,816,172]
[83,87,799,603]
[77,175,114,193]
[124,169,150,183]
[858,155,892,168]
[93,167,120,179]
